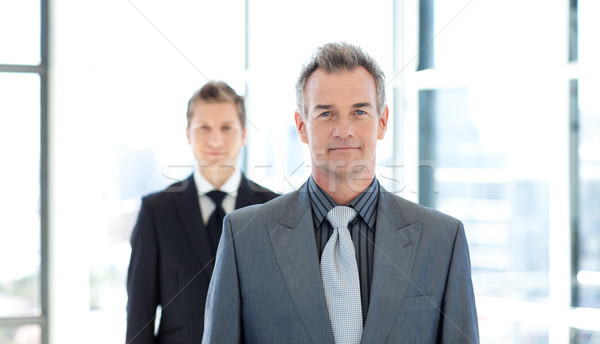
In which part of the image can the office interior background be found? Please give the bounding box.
[0,0,599,343]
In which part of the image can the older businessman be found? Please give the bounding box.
[202,42,479,344]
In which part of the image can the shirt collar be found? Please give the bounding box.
[307,176,379,231]
[194,168,242,197]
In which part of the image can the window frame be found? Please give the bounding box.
[0,0,49,343]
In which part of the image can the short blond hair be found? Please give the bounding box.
[186,81,246,129]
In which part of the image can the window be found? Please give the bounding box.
[0,0,47,343]
[14,1,596,343]
[49,0,245,342]
[409,0,600,342]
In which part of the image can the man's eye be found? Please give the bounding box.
[222,126,231,131]
[356,110,366,115]
[319,111,331,117]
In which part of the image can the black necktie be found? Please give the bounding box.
[206,190,227,254]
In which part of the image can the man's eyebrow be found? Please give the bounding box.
[313,104,334,111]
[352,102,372,108]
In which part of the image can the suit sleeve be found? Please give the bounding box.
[202,215,242,344]
[440,221,480,344]
[126,198,159,343]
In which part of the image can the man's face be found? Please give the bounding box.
[186,101,246,170]
[295,67,388,181]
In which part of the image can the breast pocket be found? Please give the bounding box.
[400,294,439,313]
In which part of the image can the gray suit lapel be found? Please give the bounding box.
[361,191,422,344]
[266,187,335,344]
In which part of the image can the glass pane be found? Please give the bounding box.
[419,87,551,339]
[579,0,600,66]
[430,0,564,72]
[0,73,41,317]
[479,316,548,344]
[0,323,42,344]
[575,74,600,308]
[430,0,483,70]
[571,328,600,344]
[0,0,41,65]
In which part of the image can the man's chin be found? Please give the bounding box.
[198,161,237,170]
[319,162,370,176]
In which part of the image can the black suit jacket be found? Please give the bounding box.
[126,174,278,344]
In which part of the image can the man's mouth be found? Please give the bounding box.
[329,146,359,151]
[206,151,225,156]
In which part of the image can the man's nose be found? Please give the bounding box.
[208,130,223,146]
[333,116,354,137]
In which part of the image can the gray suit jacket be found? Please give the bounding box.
[203,182,479,344]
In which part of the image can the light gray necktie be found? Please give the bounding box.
[321,206,363,344]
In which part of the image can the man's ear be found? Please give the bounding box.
[186,125,191,144]
[240,128,247,146]
[377,105,389,140]
[294,111,309,144]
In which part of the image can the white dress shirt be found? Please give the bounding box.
[194,169,241,225]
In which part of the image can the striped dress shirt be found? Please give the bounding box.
[308,176,379,324]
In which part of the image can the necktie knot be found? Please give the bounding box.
[206,190,227,207]
[326,206,357,230]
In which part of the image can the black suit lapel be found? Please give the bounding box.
[235,174,256,209]
[175,175,216,278]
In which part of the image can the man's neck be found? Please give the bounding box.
[199,165,236,189]
[312,172,375,205]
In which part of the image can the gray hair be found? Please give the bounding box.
[295,42,386,118]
